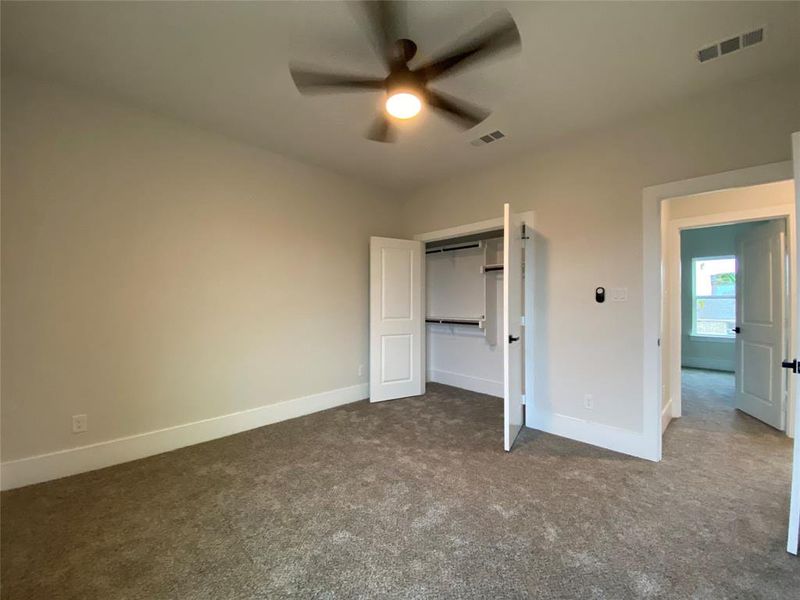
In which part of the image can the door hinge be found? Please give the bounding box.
[520,316,526,326]
[521,393,526,405]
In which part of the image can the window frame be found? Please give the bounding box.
[690,255,736,341]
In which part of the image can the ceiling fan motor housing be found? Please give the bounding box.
[395,38,418,64]
[386,69,424,96]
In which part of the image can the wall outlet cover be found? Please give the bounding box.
[72,414,88,433]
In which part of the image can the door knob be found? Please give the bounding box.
[782,359,798,374]
[508,335,520,344]
[731,327,741,334]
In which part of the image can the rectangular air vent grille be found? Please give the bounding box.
[742,28,764,47]
[470,130,506,146]
[697,45,719,62]
[697,27,764,63]
[719,36,741,55]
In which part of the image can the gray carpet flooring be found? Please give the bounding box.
[2,369,797,599]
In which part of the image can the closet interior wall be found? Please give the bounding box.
[425,234,505,397]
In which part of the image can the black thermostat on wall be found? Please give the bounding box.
[595,287,605,303]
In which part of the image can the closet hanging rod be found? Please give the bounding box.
[425,242,481,255]
[425,318,482,327]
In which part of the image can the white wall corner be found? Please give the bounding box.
[0,383,368,491]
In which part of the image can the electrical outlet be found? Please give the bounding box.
[358,364,365,377]
[583,394,594,410]
[72,414,88,433]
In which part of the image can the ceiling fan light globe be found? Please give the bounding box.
[385,92,422,120]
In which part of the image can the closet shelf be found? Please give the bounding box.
[425,241,483,255]
[425,317,485,329]
[482,264,503,273]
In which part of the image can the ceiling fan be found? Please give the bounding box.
[289,1,521,142]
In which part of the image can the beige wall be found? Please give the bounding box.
[1,76,401,461]
[401,69,800,434]
[2,67,799,464]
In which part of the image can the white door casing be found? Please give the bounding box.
[734,220,786,430]
[788,131,800,555]
[504,203,524,451]
[369,237,425,403]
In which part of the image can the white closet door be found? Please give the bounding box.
[369,237,425,403]
[504,204,524,451]
[788,131,800,555]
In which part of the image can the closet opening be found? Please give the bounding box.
[424,229,505,389]
[368,205,534,451]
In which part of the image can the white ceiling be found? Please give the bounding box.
[2,1,798,191]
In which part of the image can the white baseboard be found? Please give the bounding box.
[427,369,503,398]
[527,407,655,461]
[682,357,734,372]
[1,383,368,491]
[661,397,674,434]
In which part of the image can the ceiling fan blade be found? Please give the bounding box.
[365,115,396,143]
[358,0,406,70]
[425,89,489,129]
[290,67,385,94]
[414,10,521,81]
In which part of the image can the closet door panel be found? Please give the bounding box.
[370,237,425,403]
[504,204,524,451]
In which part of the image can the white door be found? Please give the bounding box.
[788,131,800,555]
[369,237,425,402]
[504,204,524,451]
[734,220,786,430]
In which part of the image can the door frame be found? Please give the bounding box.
[664,207,795,435]
[642,160,794,461]
[414,210,536,421]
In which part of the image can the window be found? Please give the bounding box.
[692,256,736,338]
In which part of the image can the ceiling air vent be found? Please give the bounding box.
[697,44,719,63]
[719,36,741,55]
[470,130,506,146]
[697,26,765,63]
[742,27,764,48]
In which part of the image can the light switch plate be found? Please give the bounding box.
[610,287,628,302]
